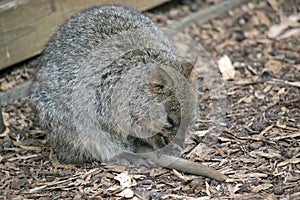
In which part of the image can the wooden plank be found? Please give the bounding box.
[0,0,170,71]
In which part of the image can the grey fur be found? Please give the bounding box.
[31,5,196,163]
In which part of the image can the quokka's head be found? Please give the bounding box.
[145,60,196,150]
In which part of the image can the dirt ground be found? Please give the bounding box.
[0,0,299,199]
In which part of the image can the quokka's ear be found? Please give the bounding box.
[148,67,174,90]
[178,60,194,79]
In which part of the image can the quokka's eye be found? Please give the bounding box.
[159,85,164,89]
[165,116,175,129]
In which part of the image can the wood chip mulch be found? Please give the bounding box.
[1,0,299,199]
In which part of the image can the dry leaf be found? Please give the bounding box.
[244,29,260,38]
[0,80,16,91]
[114,171,132,189]
[149,169,168,177]
[263,85,273,93]
[280,12,300,27]
[235,157,257,163]
[187,143,208,158]
[278,28,300,39]
[205,181,210,196]
[218,137,234,142]
[267,79,300,88]
[162,194,209,200]
[272,132,300,141]
[268,23,288,38]
[192,130,210,137]
[250,150,281,159]
[218,55,235,80]
[107,185,121,192]
[267,0,279,11]
[132,174,146,179]
[268,13,300,38]
[237,95,254,104]
[254,91,265,100]
[256,11,271,26]
[258,125,274,137]
[172,169,195,182]
[241,173,269,178]
[228,183,244,195]
[117,188,134,198]
[252,183,273,193]
[264,59,282,73]
[277,158,300,167]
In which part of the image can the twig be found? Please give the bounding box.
[266,78,300,88]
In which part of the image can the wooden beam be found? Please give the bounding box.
[0,0,170,70]
[0,0,250,105]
